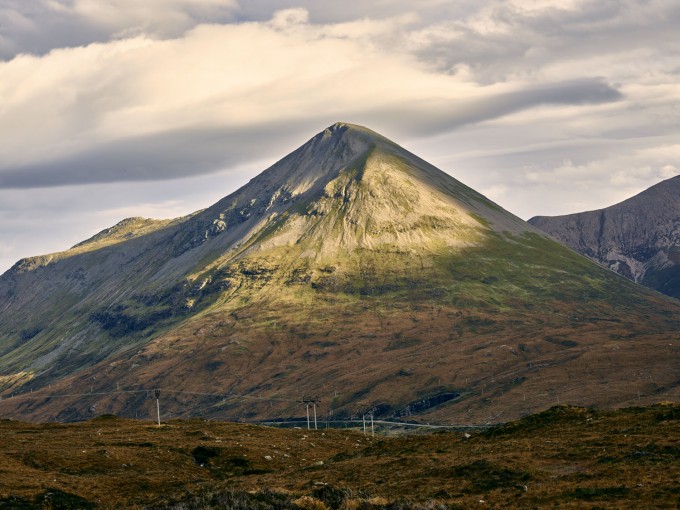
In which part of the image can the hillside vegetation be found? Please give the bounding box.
[0,404,678,509]
[2,123,679,425]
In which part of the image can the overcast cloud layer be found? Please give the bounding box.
[1,0,679,272]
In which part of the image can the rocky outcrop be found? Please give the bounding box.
[529,175,680,299]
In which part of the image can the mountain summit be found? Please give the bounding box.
[1,124,679,423]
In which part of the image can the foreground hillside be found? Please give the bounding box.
[0,404,678,509]
[529,175,680,299]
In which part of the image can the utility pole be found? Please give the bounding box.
[155,389,161,427]
[297,396,320,430]
[298,397,310,430]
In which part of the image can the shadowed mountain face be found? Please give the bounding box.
[529,176,680,300]
[1,123,679,424]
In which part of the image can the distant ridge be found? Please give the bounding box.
[529,175,680,299]
[1,123,679,424]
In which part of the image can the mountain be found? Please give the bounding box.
[1,123,679,424]
[528,176,680,299]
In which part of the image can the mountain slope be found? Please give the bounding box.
[528,175,680,299]
[1,123,679,424]
[0,123,510,381]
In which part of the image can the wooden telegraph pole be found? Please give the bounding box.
[298,396,321,430]
[297,397,310,429]
[154,389,161,427]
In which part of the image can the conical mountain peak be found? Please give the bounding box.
[246,121,391,191]
[182,123,529,270]
[3,124,679,425]
[318,121,390,143]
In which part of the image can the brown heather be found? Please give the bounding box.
[0,404,678,508]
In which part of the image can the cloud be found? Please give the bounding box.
[67,0,238,33]
[0,123,308,188]
[0,9,624,188]
[498,143,680,216]
[0,77,622,188]
[407,0,680,84]
[0,0,238,59]
[1,0,680,271]
[381,78,622,138]
[521,145,680,192]
[234,0,463,25]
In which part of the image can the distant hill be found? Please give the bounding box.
[1,123,679,424]
[529,175,680,299]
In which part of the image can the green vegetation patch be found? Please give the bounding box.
[190,446,268,478]
[484,405,593,437]
[450,460,532,493]
[0,489,95,510]
[567,486,631,501]
[146,488,295,510]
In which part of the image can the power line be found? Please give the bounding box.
[1,377,677,428]
[0,387,302,403]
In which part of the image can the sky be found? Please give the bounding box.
[1,0,679,273]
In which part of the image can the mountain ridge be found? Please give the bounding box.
[1,123,679,424]
[529,175,680,298]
